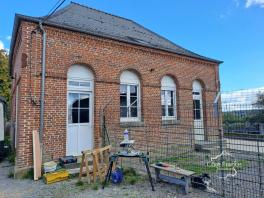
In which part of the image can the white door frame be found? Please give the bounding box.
[66,89,94,155]
[66,77,94,156]
[193,81,205,141]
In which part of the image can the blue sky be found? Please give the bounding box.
[0,0,263,91]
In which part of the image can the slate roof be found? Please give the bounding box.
[9,2,222,70]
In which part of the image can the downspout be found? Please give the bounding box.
[38,22,46,143]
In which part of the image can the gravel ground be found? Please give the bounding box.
[0,160,216,198]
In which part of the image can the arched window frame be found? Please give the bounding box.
[120,71,141,122]
[192,80,203,121]
[161,76,177,120]
[67,65,94,92]
[67,65,94,124]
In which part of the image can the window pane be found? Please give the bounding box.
[168,107,174,116]
[131,107,138,117]
[79,82,90,87]
[80,108,89,123]
[120,107,128,117]
[120,85,127,95]
[194,109,201,120]
[130,85,137,96]
[166,91,172,106]
[120,96,127,106]
[68,93,79,108]
[161,91,165,105]
[130,97,137,107]
[193,100,201,110]
[68,81,79,86]
[193,92,200,95]
[162,106,166,116]
[80,94,89,108]
[171,91,174,106]
[69,108,78,123]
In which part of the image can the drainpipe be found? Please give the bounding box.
[38,22,46,142]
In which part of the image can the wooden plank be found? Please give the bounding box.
[32,130,42,180]
[78,153,85,181]
[151,164,195,176]
[159,174,186,186]
[70,166,93,175]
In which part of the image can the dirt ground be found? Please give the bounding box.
[0,160,217,198]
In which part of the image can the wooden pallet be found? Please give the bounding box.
[78,145,111,184]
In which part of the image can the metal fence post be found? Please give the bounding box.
[219,127,225,197]
[257,137,263,197]
[215,96,226,197]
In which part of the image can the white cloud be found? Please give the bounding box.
[246,0,264,8]
[0,40,4,50]
[221,87,264,111]
[6,36,11,41]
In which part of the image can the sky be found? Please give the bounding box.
[0,0,264,92]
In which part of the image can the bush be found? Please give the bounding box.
[7,151,15,165]
[123,167,141,185]
[22,169,34,179]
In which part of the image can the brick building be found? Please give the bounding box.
[9,2,222,176]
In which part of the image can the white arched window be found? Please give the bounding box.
[192,80,203,120]
[120,71,140,122]
[161,76,176,120]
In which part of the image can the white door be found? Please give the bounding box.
[67,65,94,156]
[67,92,93,156]
[193,81,204,141]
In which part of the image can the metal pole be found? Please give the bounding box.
[257,138,263,197]
[39,22,46,143]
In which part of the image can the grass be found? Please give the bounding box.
[224,132,264,139]
[75,180,84,186]
[122,167,143,185]
[91,182,99,190]
[75,180,100,191]
[155,152,249,175]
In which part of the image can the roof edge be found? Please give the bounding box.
[9,12,222,75]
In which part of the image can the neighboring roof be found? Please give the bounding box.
[9,2,222,71]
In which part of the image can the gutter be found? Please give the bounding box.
[38,22,46,142]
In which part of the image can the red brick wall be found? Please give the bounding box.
[11,21,220,172]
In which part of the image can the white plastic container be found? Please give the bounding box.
[124,129,129,141]
[44,161,57,173]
